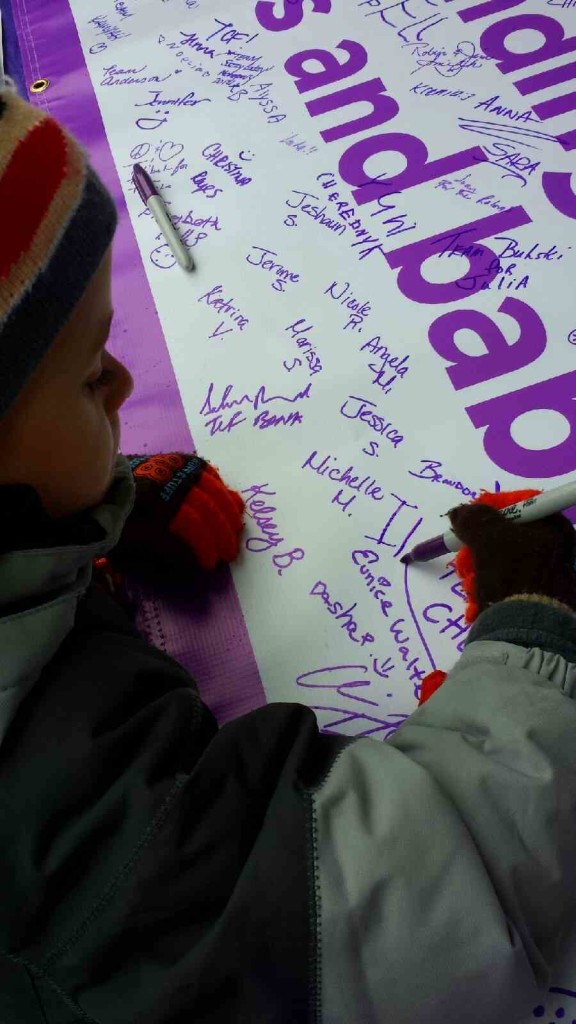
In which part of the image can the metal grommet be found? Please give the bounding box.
[29,78,50,94]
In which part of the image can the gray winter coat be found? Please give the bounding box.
[1,453,575,1023]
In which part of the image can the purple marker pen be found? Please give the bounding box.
[400,534,455,565]
[401,480,576,564]
[132,163,193,271]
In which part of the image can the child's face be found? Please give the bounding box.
[0,244,134,519]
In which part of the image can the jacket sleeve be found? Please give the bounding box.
[312,598,576,1023]
[4,586,576,1024]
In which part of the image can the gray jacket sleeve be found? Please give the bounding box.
[313,599,576,1023]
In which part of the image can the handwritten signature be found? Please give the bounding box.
[458,117,561,151]
[359,0,447,44]
[295,663,408,737]
[404,39,493,77]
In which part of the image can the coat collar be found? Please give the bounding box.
[0,454,135,750]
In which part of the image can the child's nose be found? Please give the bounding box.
[110,355,134,410]
[118,362,134,408]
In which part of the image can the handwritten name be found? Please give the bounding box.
[135,89,211,109]
[198,285,250,334]
[340,395,404,448]
[408,459,478,498]
[324,279,371,332]
[302,450,386,503]
[404,39,492,77]
[241,483,305,575]
[283,318,323,376]
[201,380,311,417]
[101,64,169,86]
[246,246,300,292]
[352,548,393,618]
[89,15,129,41]
[201,142,252,186]
[310,580,375,647]
[360,334,410,397]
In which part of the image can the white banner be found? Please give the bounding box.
[64,1,576,1011]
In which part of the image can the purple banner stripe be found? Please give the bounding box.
[8,0,265,724]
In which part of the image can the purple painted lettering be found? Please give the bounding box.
[533,92,576,121]
[467,369,576,476]
[385,206,532,303]
[339,133,486,207]
[284,39,367,93]
[515,60,576,97]
[541,170,576,219]
[557,129,576,153]
[306,77,399,143]
[481,14,576,74]
[458,0,526,24]
[256,0,331,32]
[428,297,546,390]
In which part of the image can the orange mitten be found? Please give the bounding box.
[105,452,245,582]
[418,488,541,706]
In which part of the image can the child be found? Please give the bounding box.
[1,86,576,1024]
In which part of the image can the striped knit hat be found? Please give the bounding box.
[0,82,117,421]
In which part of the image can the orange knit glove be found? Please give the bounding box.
[419,487,549,707]
[451,488,542,623]
[108,453,245,580]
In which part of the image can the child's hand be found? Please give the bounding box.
[110,453,245,578]
[448,502,576,614]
